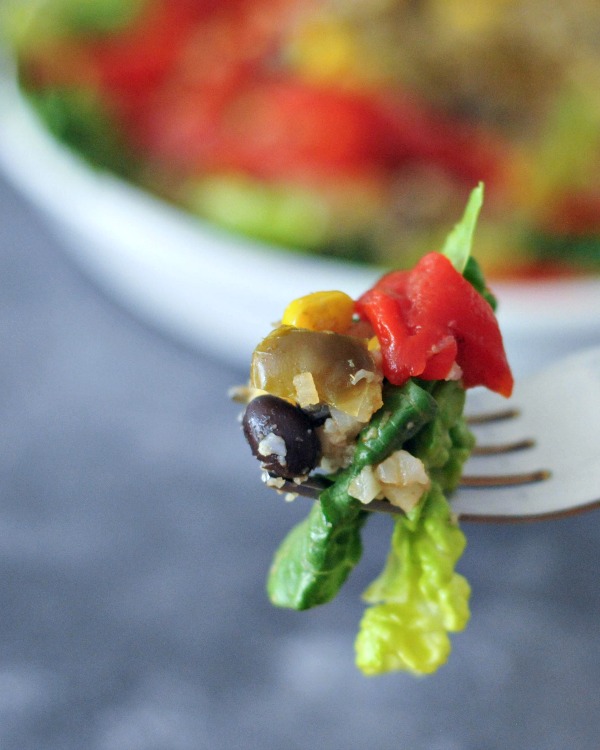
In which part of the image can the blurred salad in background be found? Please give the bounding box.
[5,0,600,277]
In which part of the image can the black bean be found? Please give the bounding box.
[302,403,331,427]
[242,395,320,479]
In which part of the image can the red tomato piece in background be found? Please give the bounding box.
[87,0,280,120]
[356,253,513,397]
[134,75,509,185]
[87,0,226,113]
[371,95,507,190]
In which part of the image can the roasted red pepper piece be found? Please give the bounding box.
[135,77,507,183]
[372,94,507,189]
[87,2,212,108]
[356,252,513,397]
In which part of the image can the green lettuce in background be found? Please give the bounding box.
[25,87,138,178]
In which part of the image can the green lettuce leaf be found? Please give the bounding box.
[408,380,475,494]
[355,380,474,676]
[440,183,497,309]
[355,483,470,675]
[267,381,437,610]
[441,182,484,274]
[24,87,137,177]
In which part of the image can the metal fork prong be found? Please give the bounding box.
[272,481,312,497]
[466,407,520,424]
[460,469,551,487]
[270,466,552,513]
[265,402,550,513]
[270,477,329,499]
[471,438,535,455]
[273,480,405,515]
[355,498,405,515]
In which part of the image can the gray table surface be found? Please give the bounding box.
[1,171,599,750]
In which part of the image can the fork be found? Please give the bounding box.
[271,345,600,523]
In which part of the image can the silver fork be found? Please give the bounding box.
[272,345,600,523]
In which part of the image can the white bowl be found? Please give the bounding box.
[1,69,599,376]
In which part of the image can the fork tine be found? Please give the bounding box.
[468,402,537,456]
[271,479,405,516]
[265,402,552,516]
[461,469,551,487]
[466,407,520,424]
[471,438,535,455]
[269,467,552,514]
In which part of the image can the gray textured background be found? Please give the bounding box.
[1,170,599,749]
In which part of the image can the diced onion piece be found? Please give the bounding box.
[293,371,320,407]
[383,483,429,512]
[445,362,464,381]
[348,465,381,505]
[262,472,286,489]
[318,407,364,472]
[376,450,429,486]
[348,450,430,513]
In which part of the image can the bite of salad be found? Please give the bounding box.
[233,185,513,675]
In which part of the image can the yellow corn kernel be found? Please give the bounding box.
[368,336,380,351]
[287,16,357,84]
[434,0,510,34]
[281,290,354,333]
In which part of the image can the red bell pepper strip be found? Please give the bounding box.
[25,0,508,188]
[371,94,507,190]
[356,252,513,397]
[134,76,508,184]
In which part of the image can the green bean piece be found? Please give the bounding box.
[320,380,437,525]
[405,381,475,493]
[267,381,437,610]
[351,381,438,474]
[267,502,366,610]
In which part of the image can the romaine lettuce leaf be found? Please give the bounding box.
[441,182,484,274]
[267,381,437,610]
[355,380,474,676]
[408,380,475,493]
[355,483,470,675]
[440,182,497,308]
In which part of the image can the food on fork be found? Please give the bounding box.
[232,186,513,675]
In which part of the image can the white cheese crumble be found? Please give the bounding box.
[257,433,287,465]
[262,471,286,489]
[349,368,379,385]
